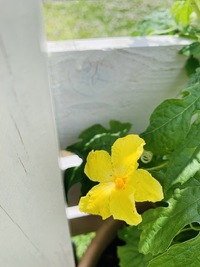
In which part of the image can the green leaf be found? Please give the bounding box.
[188,67,200,86]
[79,124,107,141]
[148,233,200,267]
[67,120,131,154]
[66,124,108,155]
[171,0,193,26]
[64,163,97,202]
[194,0,200,12]
[72,232,95,261]
[185,56,200,76]
[164,122,200,190]
[179,42,200,76]
[139,176,200,256]
[141,83,200,155]
[131,9,176,36]
[180,42,200,57]
[118,226,152,267]
[191,0,200,21]
[109,120,132,134]
[64,120,131,201]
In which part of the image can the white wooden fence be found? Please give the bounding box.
[0,0,75,266]
[47,36,191,149]
[48,36,192,236]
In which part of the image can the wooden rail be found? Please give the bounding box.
[47,36,191,150]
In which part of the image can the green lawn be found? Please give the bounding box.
[43,0,174,40]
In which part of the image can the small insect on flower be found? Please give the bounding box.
[79,134,163,225]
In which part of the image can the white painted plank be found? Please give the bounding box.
[0,0,74,266]
[48,36,191,149]
[47,35,191,52]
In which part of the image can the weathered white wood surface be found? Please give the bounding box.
[0,0,74,266]
[47,36,191,149]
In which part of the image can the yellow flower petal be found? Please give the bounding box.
[133,169,164,202]
[79,182,114,220]
[81,134,164,226]
[84,150,113,182]
[110,187,142,225]
[111,135,145,177]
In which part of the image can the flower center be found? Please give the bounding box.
[115,177,125,189]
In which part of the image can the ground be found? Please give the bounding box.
[43,0,174,40]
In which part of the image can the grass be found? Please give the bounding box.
[43,0,174,40]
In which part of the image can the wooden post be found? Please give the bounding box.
[0,0,75,266]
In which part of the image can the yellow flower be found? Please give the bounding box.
[79,134,163,225]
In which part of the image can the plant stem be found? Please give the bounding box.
[145,162,168,171]
[77,217,124,267]
[190,223,200,231]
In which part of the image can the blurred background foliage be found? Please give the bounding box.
[43,0,174,40]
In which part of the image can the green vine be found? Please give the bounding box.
[64,1,200,266]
